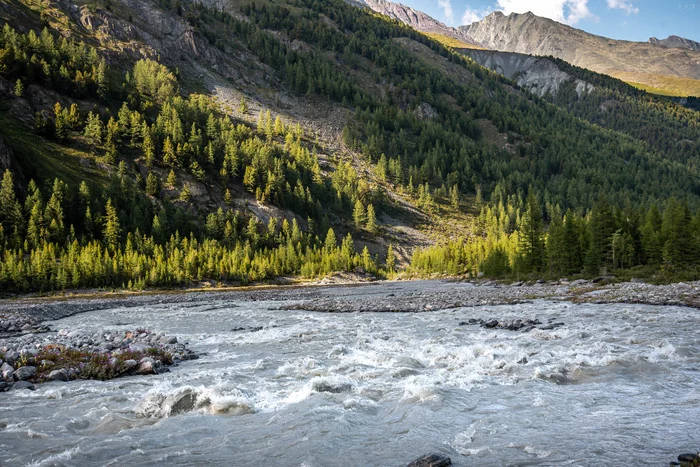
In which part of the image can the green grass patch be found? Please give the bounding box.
[0,109,109,190]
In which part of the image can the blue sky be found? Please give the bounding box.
[399,0,699,42]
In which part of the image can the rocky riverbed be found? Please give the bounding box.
[0,278,696,392]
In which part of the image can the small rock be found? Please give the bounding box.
[0,382,12,392]
[678,453,700,462]
[11,381,35,391]
[48,369,69,381]
[407,453,452,467]
[13,365,36,381]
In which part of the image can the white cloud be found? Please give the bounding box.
[461,7,491,24]
[495,0,594,25]
[607,0,639,15]
[438,0,453,21]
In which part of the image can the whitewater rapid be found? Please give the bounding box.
[0,281,698,465]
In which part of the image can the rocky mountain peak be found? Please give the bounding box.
[648,35,700,51]
[356,0,480,46]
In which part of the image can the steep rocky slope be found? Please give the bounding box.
[356,0,480,47]
[460,11,700,96]
[459,49,594,98]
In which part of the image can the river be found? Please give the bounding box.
[1,281,698,466]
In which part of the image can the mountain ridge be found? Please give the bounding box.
[459,11,700,97]
[358,0,700,96]
[648,35,700,51]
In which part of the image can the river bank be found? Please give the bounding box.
[1,278,697,323]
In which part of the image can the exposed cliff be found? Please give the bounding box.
[460,49,593,98]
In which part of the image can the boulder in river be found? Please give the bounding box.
[137,357,157,375]
[11,381,35,391]
[48,368,69,381]
[407,453,452,467]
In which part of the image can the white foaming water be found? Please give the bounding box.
[1,281,698,466]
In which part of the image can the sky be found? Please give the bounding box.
[399,0,699,42]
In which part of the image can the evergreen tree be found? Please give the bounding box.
[84,111,104,146]
[518,190,545,273]
[14,79,23,97]
[179,183,192,202]
[366,203,377,233]
[353,200,366,228]
[585,196,616,275]
[386,244,396,272]
[103,198,120,250]
[145,172,159,195]
[640,205,663,266]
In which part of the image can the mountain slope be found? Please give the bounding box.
[357,0,481,48]
[459,11,700,97]
[0,0,698,292]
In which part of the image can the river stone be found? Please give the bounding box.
[1,362,13,381]
[4,350,18,365]
[12,381,36,391]
[48,369,69,381]
[169,391,199,415]
[678,453,700,462]
[407,453,452,467]
[0,381,12,392]
[13,365,37,381]
[137,357,156,375]
[311,380,352,393]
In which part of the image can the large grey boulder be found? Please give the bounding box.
[13,365,37,381]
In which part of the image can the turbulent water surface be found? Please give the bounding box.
[1,281,698,466]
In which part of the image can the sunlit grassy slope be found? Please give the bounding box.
[423,32,486,50]
[611,71,700,97]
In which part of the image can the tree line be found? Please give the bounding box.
[411,190,700,280]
